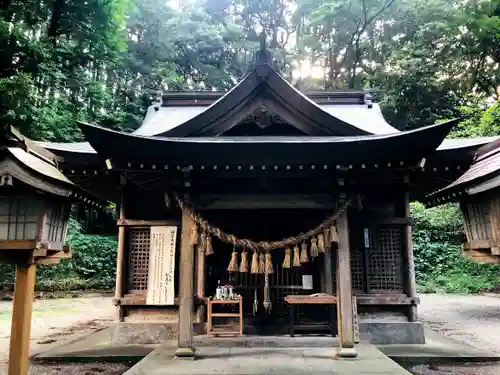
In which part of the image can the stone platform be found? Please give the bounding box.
[123,341,412,375]
[33,325,500,365]
[105,321,425,345]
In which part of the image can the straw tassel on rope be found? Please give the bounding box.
[310,237,319,258]
[265,252,273,274]
[205,233,214,255]
[318,233,325,253]
[300,242,309,263]
[239,250,249,273]
[190,224,198,246]
[282,248,291,268]
[323,228,331,249]
[251,251,259,274]
[330,224,339,244]
[227,248,239,272]
[258,253,266,274]
[293,245,300,267]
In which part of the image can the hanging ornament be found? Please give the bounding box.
[318,233,325,253]
[292,245,301,267]
[239,249,249,273]
[199,231,206,252]
[258,253,266,274]
[190,225,199,246]
[265,252,274,274]
[310,237,319,258]
[205,233,214,255]
[251,250,259,274]
[330,224,339,243]
[227,248,238,272]
[253,289,259,315]
[263,273,271,312]
[282,248,291,268]
[300,242,309,263]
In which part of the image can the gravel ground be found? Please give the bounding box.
[0,296,126,375]
[406,293,500,375]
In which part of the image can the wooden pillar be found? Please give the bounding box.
[336,211,357,358]
[403,191,418,322]
[175,210,196,358]
[8,264,36,375]
[323,247,334,295]
[195,243,206,325]
[115,176,126,322]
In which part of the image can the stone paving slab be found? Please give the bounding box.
[124,344,412,375]
[379,328,500,364]
[33,328,157,362]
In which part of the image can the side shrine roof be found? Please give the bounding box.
[424,137,500,206]
[0,127,105,206]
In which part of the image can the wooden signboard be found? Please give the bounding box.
[146,226,177,305]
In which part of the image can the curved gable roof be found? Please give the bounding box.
[157,64,396,137]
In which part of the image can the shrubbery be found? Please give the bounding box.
[412,202,500,293]
[0,218,117,292]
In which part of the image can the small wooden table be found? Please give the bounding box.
[207,298,243,336]
[284,294,337,337]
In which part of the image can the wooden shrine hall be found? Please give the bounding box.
[425,137,500,264]
[38,48,498,357]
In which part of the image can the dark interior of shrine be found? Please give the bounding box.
[202,208,335,334]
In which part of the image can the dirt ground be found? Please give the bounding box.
[0,295,130,375]
[2,293,500,374]
[407,293,500,375]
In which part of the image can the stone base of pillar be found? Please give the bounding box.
[175,346,197,359]
[337,347,358,358]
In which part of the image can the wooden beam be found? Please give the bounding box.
[323,247,334,295]
[0,240,37,251]
[403,192,418,322]
[117,219,180,227]
[112,294,206,306]
[175,210,196,358]
[196,194,336,210]
[115,179,126,322]
[336,211,357,358]
[356,294,419,305]
[462,248,500,264]
[462,239,500,250]
[8,264,36,375]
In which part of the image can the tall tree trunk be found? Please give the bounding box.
[48,0,66,47]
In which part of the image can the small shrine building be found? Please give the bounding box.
[39,53,496,357]
[425,137,500,263]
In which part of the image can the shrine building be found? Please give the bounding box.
[425,137,500,264]
[38,51,497,357]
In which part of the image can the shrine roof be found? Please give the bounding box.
[76,119,457,167]
[424,137,500,206]
[0,127,105,205]
[132,86,398,137]
[39,134,497,156]
[36,62,495,171]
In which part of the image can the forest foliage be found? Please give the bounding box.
[0,0,500,292]
[1,0,499,139]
